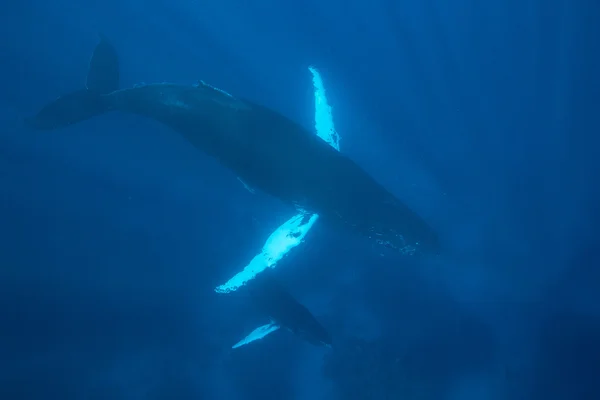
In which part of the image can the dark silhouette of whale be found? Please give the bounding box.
[242,268,332,347]
[27,36,441,254]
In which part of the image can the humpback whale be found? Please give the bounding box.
[232,268,331,349]
[27,36,441,255]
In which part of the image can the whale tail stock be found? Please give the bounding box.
[26,34,119,130]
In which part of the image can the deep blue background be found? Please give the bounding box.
[1,0,598,399]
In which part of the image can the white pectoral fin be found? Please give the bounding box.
[214,211,319,294]
[232,323,280,349]
[308,66,340,151]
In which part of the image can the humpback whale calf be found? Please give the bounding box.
[231,268,332,349]
[27,36,441,254]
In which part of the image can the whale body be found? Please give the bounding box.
[27,36,440,254]
[231,268,332,349]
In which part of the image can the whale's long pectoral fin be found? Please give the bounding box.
[308,66,340,150]
[215,211,319,293]
[232,322,280,349]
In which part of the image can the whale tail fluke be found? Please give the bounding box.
[25,34,119,130]
[86,33,119,95]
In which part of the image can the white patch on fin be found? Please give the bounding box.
[308,66,340,151]
[232,323,280,349]
[214,211,319,293]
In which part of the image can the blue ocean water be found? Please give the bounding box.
[1,0,599,399]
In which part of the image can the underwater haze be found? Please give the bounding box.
[1,0,599,399]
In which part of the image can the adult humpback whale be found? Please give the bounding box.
[27,36,441,254]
